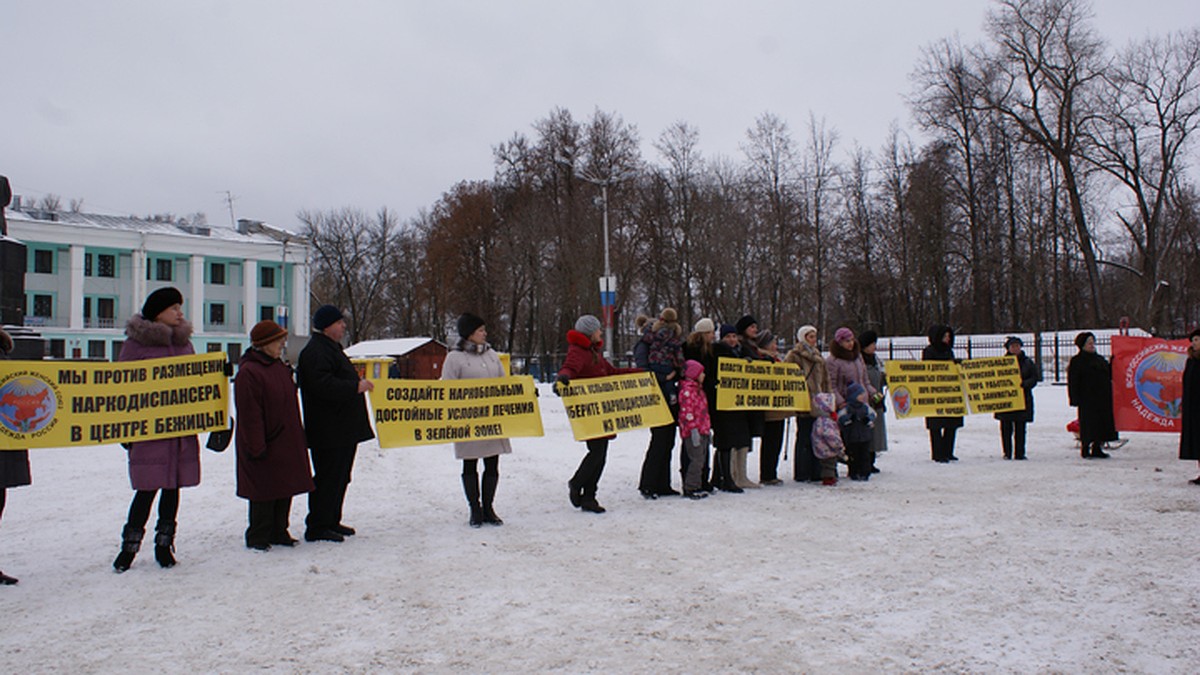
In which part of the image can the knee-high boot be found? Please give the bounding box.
[481,470,502,525]
[735,448,760,488]
[462,473,483,527]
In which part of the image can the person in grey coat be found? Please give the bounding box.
[0,327,31,585]
[442,313,512,527]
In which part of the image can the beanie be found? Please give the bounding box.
[847,381,866,401]
[575,314,602,336]
[141,287,183,322]
[694,317,715,334]
[797,325,817,342]
[719,323,737,339]
[313,304,344,331]
[735,315,757,335]
[1074,331,1094,350]
[834,327,854,343]
[859,330,879,350]
[457,313,485,340]
[756,330,775,349]
[1004,335,1023,350]
[250,320,288,348]
[684,359,705,381]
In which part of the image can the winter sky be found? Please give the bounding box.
[2,1,1195,232]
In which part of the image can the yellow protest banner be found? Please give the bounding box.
[715,357,810,412]
[960,356,1026,415]
[884,360,967,419]
[559,372,673,441]
[369,376,543,448]
[0,353,230,450]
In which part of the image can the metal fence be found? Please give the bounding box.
[879,333,1120,384]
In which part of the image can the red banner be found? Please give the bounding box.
[1111,335,1189,432]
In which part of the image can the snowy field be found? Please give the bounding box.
[2,383,1198,674]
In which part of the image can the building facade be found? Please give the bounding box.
[4,203,309,362]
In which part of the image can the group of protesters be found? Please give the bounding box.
[3,292,1200,585]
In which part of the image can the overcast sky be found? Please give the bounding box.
[2,1,1194,231]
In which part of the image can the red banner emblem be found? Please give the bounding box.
[1111,335,1189,432]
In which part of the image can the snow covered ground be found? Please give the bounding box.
[2,383,1197,673]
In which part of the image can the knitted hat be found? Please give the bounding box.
[575,314,602,336]
[719,323,737,339]
[1004,335,1023,349]
[694,317,715,334]
[313,304,344,331]
[735,315,757,335]
[141,287,183,322]
[859,330,879,350]
[834,327,854,343]
[756,330,775,349]
[847,381,866,401]
[250,320,288,348]
[1189,327,1200,340]
[1074,331,1095,350]
[797,325,817,341]
[684,359,705,381]
[457,313,485,340]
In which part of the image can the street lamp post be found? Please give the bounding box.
[598,183,614,358]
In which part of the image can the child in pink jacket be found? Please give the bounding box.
[678,360,712,499]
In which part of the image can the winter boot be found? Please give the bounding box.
[462,474,483,528]
[481,471,503,526]
[0,570,16,585]
[113,525,144,572]
[580,491,606,513]
[735,448,760,488]
[154,522,176,568]
[716,449,742,493]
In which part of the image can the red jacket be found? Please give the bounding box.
[558,329,639,380]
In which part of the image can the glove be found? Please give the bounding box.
[555,374,570,396]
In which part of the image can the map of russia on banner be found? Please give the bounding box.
[0,353,230,450]
[1111,335,1189,432]
[369,375,543,448]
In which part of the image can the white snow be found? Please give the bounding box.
[2,383,1198,673]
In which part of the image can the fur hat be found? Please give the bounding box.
[694,317,715,334]
[250,320,288,348]
[720,323,737,339]
[141,286,183,322]
[735,315,757,335]
[797,325,817,341]
[833,327,854,343]
[1074,331,1095,350]
[684,359,705,381]
[1004,335,1023,349]
[575,314,602,336]
[859,330,879,350]
[313,304,344,331]
[660,307,678,323]
[457,313,485,340]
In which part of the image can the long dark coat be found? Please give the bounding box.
[234,348,314,501]
[996,351,1039,423]
[923,325,963,431]
[296,332,374,449]
[1179,350,1200,461]
[0,328,31,489]
[119,315,201,490]
[1067,349,1119,445]
[712,340,754,449]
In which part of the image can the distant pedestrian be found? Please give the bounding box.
[756,330,790,485]
[995,336,1039,460]
[840,382,876,481]
[442,313,511,527]
[859,330,888,472]
[1067,332,1117,460]
[677,359,712,499]
[1180,328,1200,485]
[682,318,717,491]
[637,308,683,499]
[0,327,30,585]
[924,325,963,463]
[785,325,832,483]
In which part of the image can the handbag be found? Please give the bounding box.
[206,417,235,452]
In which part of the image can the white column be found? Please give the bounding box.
[291,262,309,336]
[190,255,205,331]
[68,245,85,329]
[242,259,258,334]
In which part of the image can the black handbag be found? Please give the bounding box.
[206,417,235,452]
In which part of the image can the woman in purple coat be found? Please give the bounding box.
[235,321,315,550]
[113,287,201,572]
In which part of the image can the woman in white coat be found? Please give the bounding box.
[441,313,512,527]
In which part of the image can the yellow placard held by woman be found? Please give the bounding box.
[558,372,673,441]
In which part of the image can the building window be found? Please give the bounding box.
[206,343,222,353]
[156,258,174,281]
[98,298,115,322]
[260,305,275,322]
[111,341,123,360]
[209,303,225,327]
[97,254,116,278]
[85,253,93,276]
[210,262,226,285]
[227,342,243,362]
[32,294,52,318]
[88,340,106,359]
[50,339,66,358]
[34,249,54,274]
[260,266,276,288]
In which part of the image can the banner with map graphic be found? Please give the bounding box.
[0,353,229,450]
[1111,335,1189,432]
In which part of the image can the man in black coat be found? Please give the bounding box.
[297,305,375,542]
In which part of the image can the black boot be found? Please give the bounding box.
[113,525,144,572]
[580,491,606,513]
[154,523,176,568]
[481,471,503,525]
[716,449,742,493]
[0,570,16,585]
[462,474,483,527]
